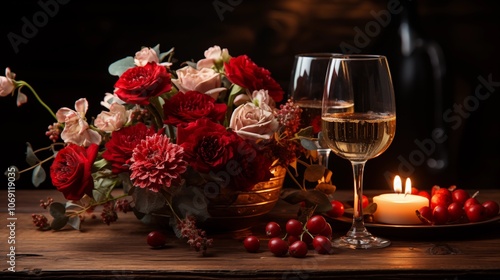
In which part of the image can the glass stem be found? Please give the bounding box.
[351,160,367,230]
[317,148,331,169]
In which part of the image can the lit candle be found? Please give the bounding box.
[373,176,429,224]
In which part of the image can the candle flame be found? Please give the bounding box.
[405,178,412,195]
[393,176,402,193]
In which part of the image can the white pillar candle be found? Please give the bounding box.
[373,176,429,225]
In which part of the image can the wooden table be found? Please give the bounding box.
[2,189,500,279]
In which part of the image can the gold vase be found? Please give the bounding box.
[203,165,286,233]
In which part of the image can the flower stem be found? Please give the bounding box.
[17,80,57,121]
[286,166,306,191]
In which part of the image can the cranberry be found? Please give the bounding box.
[430,193,452,210]
[288,240,308,258]
[451,189,470,205]
[417,206,433,224]
[432,205,449,225]
[265,221,282,238]
[268,237,288,257]
[326,200,345,218]
[319,223,333,239]
[312,235,332,254]
[147,230,167,248]
[482,200,499,219]
[464,197,480,209]
[465,203,487,223]
[285,219,303,236]
[306,215,327,235]
[362,195,369,209]
[243,235,260,253]
[417,190,431,202]
[447,202,465,222]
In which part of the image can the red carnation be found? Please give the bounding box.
[102,123,158,174]
[224,55,284,103]
[129,134,187,192]
[114,62,172,105]
[163,91,227,126]
[50,143,99,200]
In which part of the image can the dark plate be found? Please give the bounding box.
[327,215,500,239]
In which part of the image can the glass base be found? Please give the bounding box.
[332,231,391,249]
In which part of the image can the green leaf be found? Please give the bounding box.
[67,216,81,230]
[50,216,69,230]
[281,189,332,212]
[304,164,326,182]
[131,187,167,214]
[25,142,40,166]
[159,46,175,62]
[92,171,119,203]
[171,186,210,222]
[300,138,318,151]
[49,202,66,219]
[108,56,135,76]
[4,166,20,181]
[32,165,46,187]
[296,126,314,138]
[315,182,336,195]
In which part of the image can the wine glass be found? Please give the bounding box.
[289,53,340,169]
[321,54,396,249]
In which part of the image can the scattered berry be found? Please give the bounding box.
[288,240,308,258]
[243,235,260,253]
[147,230,167,248]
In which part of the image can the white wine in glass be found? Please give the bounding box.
[322,55,396,249]
[290,53,346,169]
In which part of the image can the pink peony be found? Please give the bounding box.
[129,134,187,192]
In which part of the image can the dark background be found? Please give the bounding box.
[1,0,499,192]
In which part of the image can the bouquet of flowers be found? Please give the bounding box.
[1,45,334,255]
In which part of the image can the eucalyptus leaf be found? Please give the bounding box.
[304,164,326,182]
[49,202,66,219]
[159,47,175,62]
[32,165,46,187]
[108,56,135,76]
[171,186,210,222]
[300,138,318,151]
[296,126,314,138]
[67,216,81,230]
[152,44,161,57]
[92,171,119,203]
[25,142,40,166]
[5,166,20,181]
[50,216,69,230]
[131,187,167,214]
[280,189,332,212]
[315,182,336,195]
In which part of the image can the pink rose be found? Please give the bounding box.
[196,45,231,69]
[56,98,102,147]
[172,66,226,99]
[0,68,15,97]
[229,102,279,141]
[134,47,159,67]
[94,103,131,132]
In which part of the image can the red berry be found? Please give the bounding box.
[268,237,288,257]
[265,221,282,238]
[288,240,308,258]
[411,187,419,195]
[431,185,441,197]
[306,215,327,235]
[362,195,369,209]
[465,203,487,223]
[417,206,433,224]
[435,187,452,199]
[147,230,167,248]
[326,200,345,218]
[287,235,300,245]
[430,193,451,210]
[301,231,314,246]
[482,200,499,219]
[417,190,431,202]
[452,189,470,205]
[243,235,260,253]
[285,219,303,236]
[432,205,449,225]
[319,223,332,240]
[312,235,332,254]
[447,202,465,222]
[464,197,480,209]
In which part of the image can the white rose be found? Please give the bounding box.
[94,103,131,132]
[134,47,159,67]
[196,45,231,69]
[229,102,279,141]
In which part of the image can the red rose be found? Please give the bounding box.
[114,62,172,105]
[230,139,273,191]
[50,143,99,200]
[102,122,158,174]
[163,91,227,126]
[224,55,284,103]
[177,118,239,173]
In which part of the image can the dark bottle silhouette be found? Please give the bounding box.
[369,0,449,187]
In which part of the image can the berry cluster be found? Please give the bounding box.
[243,215,333,257]
[416,185,499,225]
[31,213,50,230]
[176,215,213,255]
